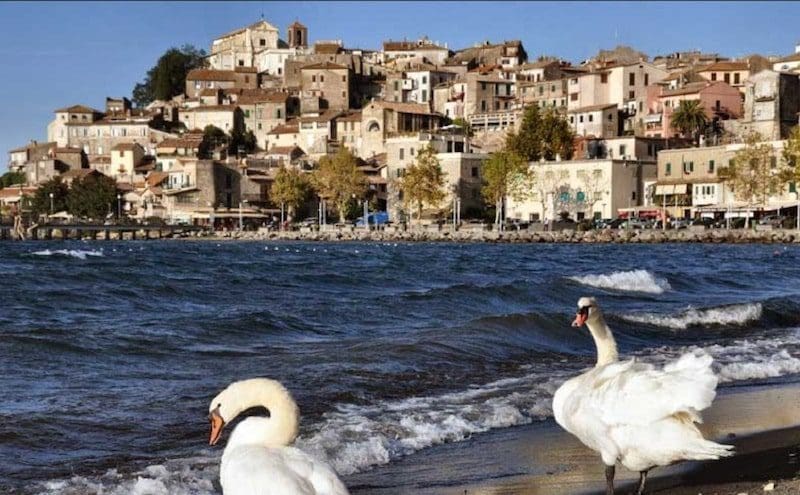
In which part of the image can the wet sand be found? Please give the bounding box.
[346,382,800,494]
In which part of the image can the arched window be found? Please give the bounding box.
[367,121,380,132]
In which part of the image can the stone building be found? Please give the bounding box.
[178,105,244,134]
[236,90,291,150]
[207,20,282,71]
[567,104,620,139]
[643,81,742,138]
[448,40,527,70]
[736,69,800,140]
[360,101,444,159]
[300,62,351,111]
[384,65,457,106]
[185,68,259,99]
[381,37,451,65]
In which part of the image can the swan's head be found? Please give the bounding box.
[573,297,599,327]
[208,378,294,446]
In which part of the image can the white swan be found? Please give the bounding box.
[208,378,350,495]
[552,297,734,495]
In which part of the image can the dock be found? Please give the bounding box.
[0,223,208,241]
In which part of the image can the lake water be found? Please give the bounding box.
[2,241,799,494]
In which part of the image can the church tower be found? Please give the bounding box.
[287,20,308,48]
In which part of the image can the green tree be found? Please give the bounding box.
[229,128,258,156]
[481,149,533,225]
[132,45,207,107]
[199,125,229,158]
[398,145,447,221]
[718,132,783,228]
[270,167,311,218]
[0,171,26,188]
[313,148,367,223]
[506,106,574,161]
[67,174,119,219]
[30,177,68,216]
[781,126,800,229]
[451,117,473,138]
[670,100,709,142]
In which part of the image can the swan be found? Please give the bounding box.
[552,297,734,495]
[208,378,350,495]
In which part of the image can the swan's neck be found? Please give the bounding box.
[586,315,618,367]
[225,380,299,449]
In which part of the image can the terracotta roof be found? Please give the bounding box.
[698,61,748,72]
[288,20,306,29]
[337,110,362,122]
[0,186,37,198]
[182,104,238,113]
[54,147,82,154]
[302,61,348,70]
[199,88,220,97]
[517,60,560,70]
[237,89,289,105]
[156,138,202,151]
[268,122,299,134]
[8,141,57,153]
[383,40,449,52]
[55,104,98,114]
[111,143,144,152]
[299,110,340,123]
[568,103,618,113]
[234,66,258,74]
[186,69,238,82]
[314,43,342,55]
[777,52,800,64]
[374,101,436,115]
[62,168,102,179]
[660,81,714,97]
[90,155,111,164]
[146,172,169,187]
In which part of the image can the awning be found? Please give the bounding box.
[643,113,662,123]
[655,185,674,195]
[673,183,688,194]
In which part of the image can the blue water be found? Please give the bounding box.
[2,241,800,494]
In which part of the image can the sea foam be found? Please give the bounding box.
[622,303,763,330]
[569,269,671,294]
[32,249,104,260]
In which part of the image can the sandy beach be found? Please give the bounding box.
[346,381,800,495]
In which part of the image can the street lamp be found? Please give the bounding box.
[49,192,54,215]
[116,193,122,220]
[239,199,248,231]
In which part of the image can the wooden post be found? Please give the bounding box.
[131,230,136,241]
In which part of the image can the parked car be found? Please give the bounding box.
[670,218,690,230]
[299,217,319,227]
[619,218,648,229]
[504,218,530,230]
[603,218,625,230]
[758,215,785,227]
[690,217,715,228]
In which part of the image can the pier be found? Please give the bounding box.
[0,223,208,241]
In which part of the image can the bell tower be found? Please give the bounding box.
[287,20,308,48]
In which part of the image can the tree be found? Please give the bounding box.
[132,45,207,107]
[313,148,367,223]
[67,174,119,219]
[670,100,708,142]
[451,117,473,138]
[781,126,800,229]
[229,128,258,156]
[718,132,783,228]
[270,167,311,218]
[199,125,229,159]
[506,106,574,161]
[398,145,447,221]
[481,149,533,225]
[30,177,68,216]
[0,171,25,188]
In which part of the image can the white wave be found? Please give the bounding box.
[32,249,104,260]
[35,329,800,493]
[569,269,670,294]
[622,303,763,330]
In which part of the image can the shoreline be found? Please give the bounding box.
[345,381,800,494]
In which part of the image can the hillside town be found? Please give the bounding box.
[4,18,800,232]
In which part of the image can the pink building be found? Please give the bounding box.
[643,81,741,138]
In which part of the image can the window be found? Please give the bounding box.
[708,160,715,173]
[734,73,740,85]
[647,144,653,156]
[569,116,574,123]
[579,115,584,123]
[790,182,797,193]
[244,110,251,118]
[608,112,614,121]
[666,162,671,176]
[629,73,635,86]
[724,73,730,84]
[195,81,201,89]
[631,191,637,200]
[245,76,250,83]
[711,73,717,81]
[422,76,427,84]
[644,73,649,86]
[258,123,262,130]
[539,86,544,95]
[588,114,594,122]
[276,108,282,118]
[260,39,266,46]
[422,89,427,102]
[238,60,244,67]
[278,67,282,75]
[770,156,777,169]
[494,101,500,110]
[320,75,324,82]
[410,148,414,156]
[342,75,346,82]
[399,148,404,159]
[601,73,608,83]
[481,100,486,111]
[394,81,399,91]
[629,90,635,99]
[471,167,479,178]
[619,144,626,157]
[481,82,486,91]
[312,75,316,83]
[570,92,578,101]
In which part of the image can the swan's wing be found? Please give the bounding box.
[586,351,718,427]
[280,447,351,495]
[221,446,317,495]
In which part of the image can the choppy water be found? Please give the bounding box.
[1,241,800,494]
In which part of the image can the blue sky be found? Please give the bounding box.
[2,1,799,170]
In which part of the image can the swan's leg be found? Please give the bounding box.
[605,464,615,495]
[635,469,649,495]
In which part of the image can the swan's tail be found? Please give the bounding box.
[664,350,719,416]
[684,438,735,461]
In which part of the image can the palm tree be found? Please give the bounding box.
[670,100,709,143]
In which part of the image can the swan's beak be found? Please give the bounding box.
[572,309,588,327]
[209,409,225,446]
